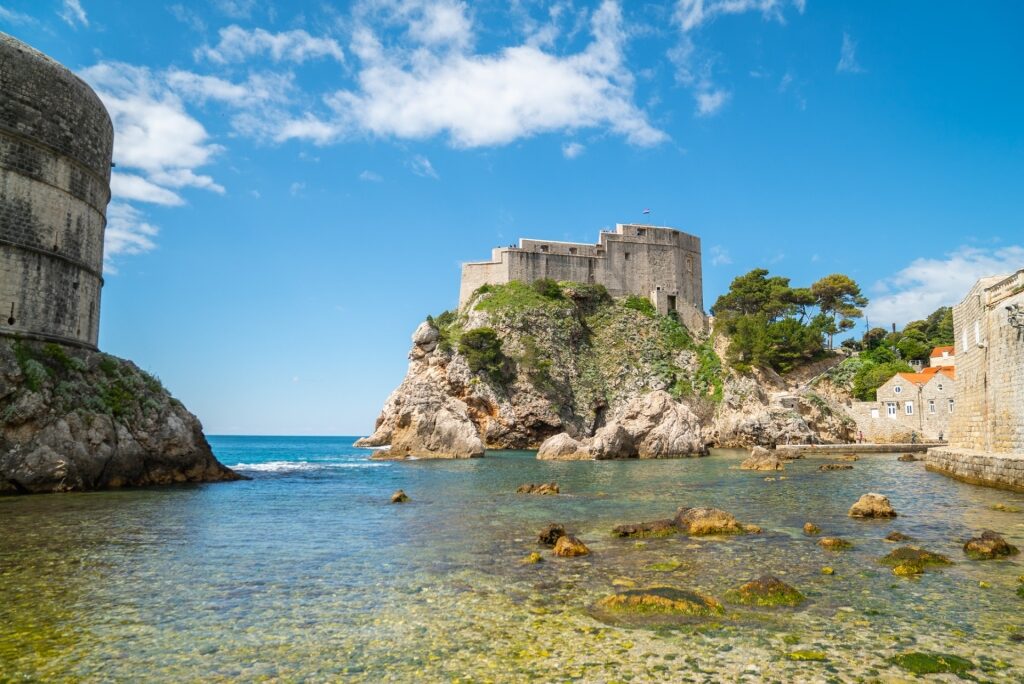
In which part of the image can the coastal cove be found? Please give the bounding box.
[2,436,1022,681]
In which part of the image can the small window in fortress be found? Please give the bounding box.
[668,295,677,311]
[686,256,693,273]
[624,252,631,260]
[540,245,549,253]
[949,399,955,413]
[7,302,15,326]
[637,228,646,236]
[569,247,578,255]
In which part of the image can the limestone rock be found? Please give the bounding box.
[885,531,913,542]
[537,523,566,546]
[963,531,1020,560]
[819,463,854,471]
[553,534,590,557]
[0,340,240,494]
[723,576,805,607]
[596,587,724,616]
[740,446,784,471]
[516,482,560,494]
[818,537,852,550]
[897,453,920,462]
[536,433,590,460]
[803,522,821,536]
[837,453,860,461]
[849,493,898,518]
[674,507,746,535]
[390,489,409,503]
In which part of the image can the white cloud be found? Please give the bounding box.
[322,0,665,148]
[561,141,585,159]
[695,88,729,116]
[709,245,732,266]
[59,0,88,28]
[675,0,786,33]
[168,4,206,32]
[198,26,345,64]
[868,245,1024,326]
[0,6,38,24]
[289,181,306,196]
[166,69,294,107]
[110,173,184,206]
[359,170,383,182]
[408,154,438,179]
[103,202,159,271]
[215,0,256,19]
[837,32,864,74]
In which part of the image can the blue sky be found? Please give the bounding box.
[1,1,1022,435]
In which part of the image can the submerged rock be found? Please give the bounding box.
[553,534,590,557]
[885,531,913,542]
[612,519,677,538]
[819,463,854,471]
[516,482,559,495]
[818,537,853,551]
[674,507,746,535]
[537,523,566,546]
[837,453,860,461]
[879,547,952,576]
[724,576,805,607]
[849,493,898,518]
[0,340,241,494]
[596,587,724,616]
[889,652,974,677]
[803,522,821,536]
[739,446,784,471]
[963,530,1020,560]
[522,552,544,564]
[897,453,920,462]
[390,489,409,503]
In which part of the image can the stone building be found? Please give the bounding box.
[849,356,955,442]
[930,345,954,367]
[459,223,705,331]
[0,32,112,349]
[927,269,1024,490]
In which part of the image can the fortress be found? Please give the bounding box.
[0,33,113,349]
[459,224,706,331]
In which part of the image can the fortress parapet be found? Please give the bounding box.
[460,223,706,331]
[0,32,113,348]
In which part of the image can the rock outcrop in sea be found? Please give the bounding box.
[0,340,240,494]
[358,281,857,458]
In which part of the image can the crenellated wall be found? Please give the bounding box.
[0,32,112,348]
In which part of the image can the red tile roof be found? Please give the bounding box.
[930,345,955,358]
[896,366,955,385]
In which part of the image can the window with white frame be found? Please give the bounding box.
[871,408,879,419]
[887,402,897,417]
[937,383,943,391]
[905,401,914,415]
[929,399,936,413]
[893,385,902,394]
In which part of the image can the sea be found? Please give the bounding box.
[1,436,1022,682]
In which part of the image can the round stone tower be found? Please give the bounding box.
[0,32,112,349]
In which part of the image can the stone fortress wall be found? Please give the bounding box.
[0,32,113,348]
[460,224,705,331]
[927,269,1024,490]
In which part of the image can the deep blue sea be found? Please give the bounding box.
[1,436,1023,682]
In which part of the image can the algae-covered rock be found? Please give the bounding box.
[897,453,919,462]
[596,587,724,616]
[817,537,852,550]
[879,547,951,576]
[885,531,912,542]
[837,453,860,461]
[0,340,241,494]
[819,463,853,471]
[963,530,1020,560]
[674,507,746,535]
[390,489,409,503]
[724,576,805,607]
[849,493,897,518]
[522,552,544,564]
[820,566,834,575]
[992,503,1021,513]
[787,650,827,662]
[889,652,974,677]
[739,446,783,471]
[803,522,821,536]
[644,560,682,572]
[612,519,677,538]
[537,523,566,546]
[516,481,559,494]
[553,534,590,557]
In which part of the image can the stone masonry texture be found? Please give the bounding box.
[0,32,112,348]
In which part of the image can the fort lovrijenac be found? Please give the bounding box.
[460,223,707,332]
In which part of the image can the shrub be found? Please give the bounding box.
[852,360,914,401]
[458,327,509,384]
[622,295,656,317]
[531,278,563,299]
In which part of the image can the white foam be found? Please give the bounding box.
[229,460,386,473]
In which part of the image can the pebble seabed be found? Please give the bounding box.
[1,440,1023,682]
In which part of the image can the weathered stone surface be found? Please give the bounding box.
[390,489,409,503]
[516,481,559,494]
[803,522,821,536]
[536,433,589,460]
[849,493,898,518]
[0,340,240,494]
[674,507,746,535]
[898,453,920,462]
[963,531,1020,560]
[596,587,724,616]
[740,446,784,471]
[879,547,952,575]
[553,534,590,557]
[818,537,852,550]
[819,463,854,471]
[723,576,805,607]
[537,523,566,546]
[612,519,677,538]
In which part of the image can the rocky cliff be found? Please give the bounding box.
[358,282,855,459]
[0,339,241,493]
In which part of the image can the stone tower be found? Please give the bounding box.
[0,32,112,349]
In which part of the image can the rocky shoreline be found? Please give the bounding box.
[0,339,241,494]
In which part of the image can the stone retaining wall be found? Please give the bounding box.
[926,447,1024,492]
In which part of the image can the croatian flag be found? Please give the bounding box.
[642,208,650,215]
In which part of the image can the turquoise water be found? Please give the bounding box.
[1,436,1023,682]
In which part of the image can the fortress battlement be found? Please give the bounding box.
[460,223,706,331]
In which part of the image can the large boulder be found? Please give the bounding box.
[739,446,784,471]
[537,433,590,460]
[0,340,240,494]
[849,493,898,518]
[963,531,1020,560]
[674,507,746,535]
[553,534,590,557]
[596,587,724,616]
[723,576,805,607]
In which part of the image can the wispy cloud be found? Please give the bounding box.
[561,141,585,159]
[289,181,306,196]
[59,0,88,28]
[0,5,38,25]
[408,154,439,179]
[358,170,383,182]
[868,245,1024,326]
[103,202,159,271]
[709,245,732,266]
[197,26,345,65]
[695,89,729,117]
[837,32,864,74]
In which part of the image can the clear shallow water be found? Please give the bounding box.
[1,437,1022,682]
